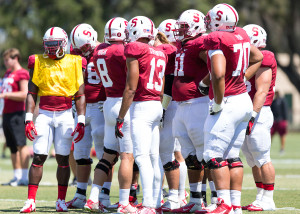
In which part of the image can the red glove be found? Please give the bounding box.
[115,118,124,138]
[246,117,255,135]
[71,123,85,143]
[25,121,37,141]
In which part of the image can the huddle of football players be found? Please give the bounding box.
[20,2,277,214]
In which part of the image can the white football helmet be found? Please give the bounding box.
[173,9,206,41]
[70,23,98,56]
[104,17,128,42]
[43,27,68,59]
[158,19,177,43]
[243,24,267,48]
[126,16,155,42]
[205,3,239,32]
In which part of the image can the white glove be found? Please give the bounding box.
[209,99,224,115]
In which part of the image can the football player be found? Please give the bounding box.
[170,9,209,213]
[116,16,167,213]
[155,19,188,211]
[200,4,263,214]
[20,27,86,213]
[83,17,137,213]
[66,23,112,209]
[241,24,276,211]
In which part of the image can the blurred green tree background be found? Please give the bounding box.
[0,0,299,91]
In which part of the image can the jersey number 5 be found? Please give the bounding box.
[147,58,166,92]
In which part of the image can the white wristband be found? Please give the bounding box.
[25,113,33,122]
[252,111,258,118]
[77,115,85,125]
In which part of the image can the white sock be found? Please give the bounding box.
[256,187,264,201]
[262,190,274,201]
[21,169,28,180]
[14,169,22,180]
[230,190,241,207]
[77,182,88,190]
[103,182,112,190]
[217,189,231,206]
[168,189,179,202]
[178,161,187,200]
[209,181,216,192]
[201,183,206,192]
[89,184,101,202]
[119,189,130,206]
[189,182,202,204]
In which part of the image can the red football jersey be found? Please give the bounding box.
[204,27,249,99]
[2,68,29,114]
[28,55,87,111]
[172,36,209,101]
[156,44,177,75]
[93,43,127,98]
[248,50,277,106]
[71,45,106,103]
[125,42,167,101]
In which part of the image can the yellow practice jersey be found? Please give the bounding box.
[32,54,84,97]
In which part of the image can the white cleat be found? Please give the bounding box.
[99,193,111,208]
[20,199,36,213]
[65,193,86,208]
[56,199,68,212]
[117,203,138,213]
[161,199,180,212]
[247,199,275,211]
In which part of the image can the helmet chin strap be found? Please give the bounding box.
[56,48,65,58]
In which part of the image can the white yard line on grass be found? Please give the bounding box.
[0,199,55,203]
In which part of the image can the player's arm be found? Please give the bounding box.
[25,68,39,141]
[0,80,28,101]
[210,51,226,105]
[26,69,38,115]
[244,45,264,81]
[118,57,139,120]
[74,83,86,116]
[252,67,272,114]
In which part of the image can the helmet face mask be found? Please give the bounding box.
[173,9,206,42]
[43,27,68,59]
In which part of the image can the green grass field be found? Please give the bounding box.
[0,132,299,213]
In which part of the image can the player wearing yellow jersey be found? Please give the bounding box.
[20,27,87,213]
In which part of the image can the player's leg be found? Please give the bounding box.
[21,112,53,213]
[159,102,180,211]
[174,149,188,207]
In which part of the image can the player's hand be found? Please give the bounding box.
[198,80,209,96]
[210,100,224,115]
[25,121,37,141]
[159,109,166,129]
[246,117,255,135]
[72,123,85,143]
[98,101,104,112]
[115,118,124,138]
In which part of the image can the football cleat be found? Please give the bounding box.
[108,196,139,209]
[20,199,36,213]
[247,199,275,211]
[56,199,68,212]
[84,199,99,212]
[65,193,86,208]
[161,199,180,212]
[117,203,138,213]
[172,202,205,213]
[99,193,111,208]
[137,206,156,214]
[231,206,242,214]
[195,198,231,214]
[155,207,163,214]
